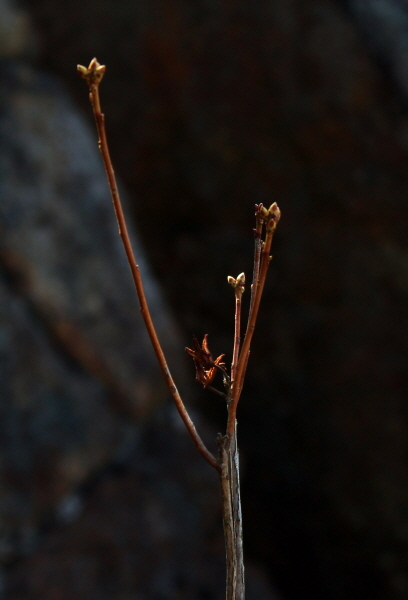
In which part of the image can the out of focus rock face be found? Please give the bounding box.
[6,412,279,600]
[348,0,408,97]
[0,0,188,578]
[4,0,408,598]
[0,61,180,412]
[0,0,36,59]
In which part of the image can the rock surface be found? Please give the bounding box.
[4,0,408,598]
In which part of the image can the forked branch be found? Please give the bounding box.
[78,58,280,600]
[226,202,280,438]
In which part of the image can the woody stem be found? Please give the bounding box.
[231,290,242,384]
[81,65,220,473]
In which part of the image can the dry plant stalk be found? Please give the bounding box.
[78,58,281,600]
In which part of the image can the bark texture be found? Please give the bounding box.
[218,429,245,600]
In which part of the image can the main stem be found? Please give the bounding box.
[218,422,244,600]
[219,274,245,599]
[219,204,280,599]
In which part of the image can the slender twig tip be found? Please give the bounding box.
[228,272,245,295]
[228,272,245,287]
[255,203,269,219]
[236,272,245,285]
[266,202,281,232]
[77,58,106,85]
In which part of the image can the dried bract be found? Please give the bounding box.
[186,334,226,388]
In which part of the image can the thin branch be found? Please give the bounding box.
[78,58,220,473]
[215,362,232,389]
[231,293,241,384]
[207,385,228,399]
[233,206,269,402]
[228,273,245,384]
[227,203,280,438]
[248,211,264,316]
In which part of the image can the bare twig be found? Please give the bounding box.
[227,203,280,438]
[78,59,281,600]
[228,273,245,384]
[77,58,220,473]
[219,205,280,599]
[207,385,228,399]
[249,212,264,315]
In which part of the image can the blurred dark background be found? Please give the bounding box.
[1,0,408,598]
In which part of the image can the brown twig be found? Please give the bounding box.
[207,385,228,399]
[226,203,280,438]
[228,273,245,385]
[77,58,220,473]
[249,212,264,315]
[219,205,280,599]
[78,59,281,600]
[232,294,241,385]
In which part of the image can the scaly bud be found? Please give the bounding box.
[266,202,281,233]
[236,271,245,295]
[255,203,269,219]
[77,58,106,85]
[77,64,89,78]
[236,272,245,286]
[228,272,245,295]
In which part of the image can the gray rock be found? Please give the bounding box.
[0,0,38,59]
[0,3,185,562]
[0,61,182,410]
[348,0,408,97]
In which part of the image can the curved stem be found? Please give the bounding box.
[80,61,220,473]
